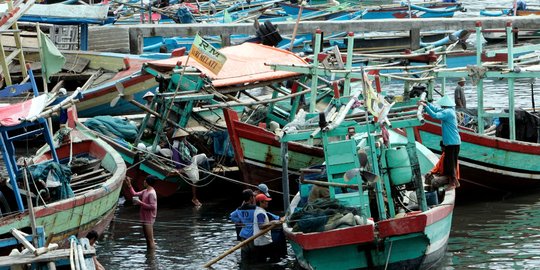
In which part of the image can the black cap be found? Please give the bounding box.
[242,189,254,201]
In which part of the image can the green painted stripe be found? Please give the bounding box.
[240,138,324,170]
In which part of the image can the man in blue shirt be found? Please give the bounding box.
[420,95,461,189]
[230,189,257,262]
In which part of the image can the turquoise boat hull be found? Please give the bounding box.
[417,116,540,192]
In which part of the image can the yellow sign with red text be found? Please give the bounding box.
[189,34,227,75]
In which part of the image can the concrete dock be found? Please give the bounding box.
[117,16,540,54]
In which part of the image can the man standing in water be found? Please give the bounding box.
[420,95,461,190]
[229,189,257,261]
[253,194,285,262]
[454,77,467,109]
[125,175,158,249]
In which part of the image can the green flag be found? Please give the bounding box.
[39,29,65,83]
[223,9,233,23]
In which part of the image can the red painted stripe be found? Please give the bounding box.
[418,119,540,155]
[234,121,324,156]
[377,214,427,237]
[378,204,453,238]
[81,74,154,101]
[223,109,244,161]
[286,224,375,250]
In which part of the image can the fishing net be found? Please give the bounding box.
[84,116,138,141]
[21,161,74,201]
[288,198,359,233]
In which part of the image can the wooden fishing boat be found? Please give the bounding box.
[18,49,162,118]
[480,6,540,42]
[278,67,453,269]
[85,42,310,197]
[416,23,540,192]
[279,1,465,19]
[0,72,126,250]
[223,30,469,189]
[224,108,325,190]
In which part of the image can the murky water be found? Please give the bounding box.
[95,190,540,270]
[96,191,296,270]
[93,1,540,269]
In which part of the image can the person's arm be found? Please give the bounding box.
[124,177,143,196]
[424,104,449,120]
[187,141,198,155]
[266,212,280,221]
[230,209,241,223]
[258,213,281,230]
[139,191,157,211]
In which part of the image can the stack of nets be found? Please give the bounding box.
[288,198,359,233]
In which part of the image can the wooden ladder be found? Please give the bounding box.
[0,0,35,86]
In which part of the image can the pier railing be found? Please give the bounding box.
[119,16,540,54]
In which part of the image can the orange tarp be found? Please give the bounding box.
[147,43,308,88]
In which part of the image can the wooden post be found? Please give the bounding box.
[281,140,290,213]
[221,34,231,47]
[289,3,304,51]
[22,160,39,249]
[410,28,420,51]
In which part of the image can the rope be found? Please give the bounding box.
[384,240,393,270]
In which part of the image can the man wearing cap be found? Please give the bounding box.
[420,96,461,190]
[253,194,285,262]
[454,78,467,109]
[255,183,271,198]
[171,128,208,206]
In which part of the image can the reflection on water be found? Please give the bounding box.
[96,195,296,270]
[442,193,540,269]
[94,191,540,270]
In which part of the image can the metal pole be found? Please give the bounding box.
[343,32,354,96]
[309,29,322,113]
[22,160,39,248]
[475,21,485,134]
[281,140,290,213]
[507,22,516,140]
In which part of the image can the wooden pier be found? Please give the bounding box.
[118,16,540,54]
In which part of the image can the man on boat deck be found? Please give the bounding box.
[170,128,208,207]
[454,77,467,109]
[142,91,155,109]
[125,175,158,250]
[420,95,461,190]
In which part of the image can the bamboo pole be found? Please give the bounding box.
[203,221,282,268]
[289,2,304,51]
[301,179,357,188]
[201,89,311,109]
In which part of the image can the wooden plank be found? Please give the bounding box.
[73,182,105,194]
[63,55,91,73]
[0,248,94,266]
[71,173,111,187]
[71,168,105,182]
